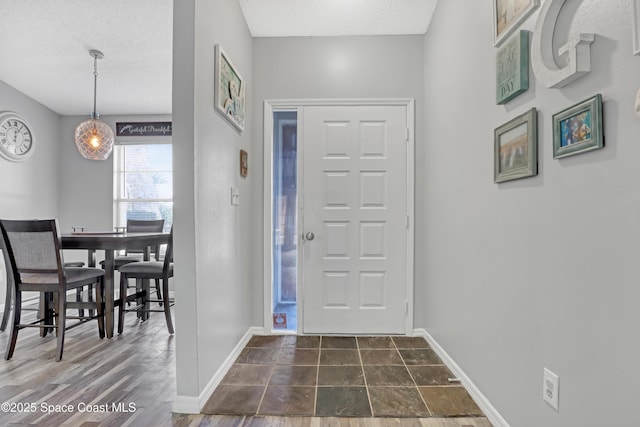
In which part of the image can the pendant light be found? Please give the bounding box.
[74,49,114,160]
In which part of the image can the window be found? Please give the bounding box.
[272,110,298,331]
[113,143,173,232]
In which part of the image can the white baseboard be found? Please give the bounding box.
[172,326,265,414]
[413,328,510,427]
[171,395,200,414]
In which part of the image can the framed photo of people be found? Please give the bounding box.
[552,94,603,159]
[214,44,245,132]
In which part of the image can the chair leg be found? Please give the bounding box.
[88,284,95,317]
[76,288,84,318]
[76,284,96,318]
[4,288,21,360]
[55,291,66,362]
[141,279,150,322]
[52,293,60,338]
[0,277,12,332]
[162,278,174,334]
[96,280,105,339]
[40,292,53,337]
[155,279,162,306]
[135,279,142,319]
[118,274,127,335]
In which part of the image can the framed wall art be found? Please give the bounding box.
[240,149,248,177]
[552,94,603,159]
[215,44,245,132]
[633,0,640,55]
[494,108,538,183]
[493,0,539,46]
[497,30,529,104]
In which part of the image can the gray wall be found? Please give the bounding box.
[0,81,61,218]
[420,1,640,426]
[0,81,61,309]
[251,35,426,324]
[173,0,254,399]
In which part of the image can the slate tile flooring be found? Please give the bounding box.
[202,335,485,418]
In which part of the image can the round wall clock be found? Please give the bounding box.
[0,111,35,162]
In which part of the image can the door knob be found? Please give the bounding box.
[305,232,315,241]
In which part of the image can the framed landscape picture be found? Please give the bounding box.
[215,44,245,132]
[493,0,539,46]
[552,94,603,159]
[494,108,538,183]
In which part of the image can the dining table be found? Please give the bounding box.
[61,231,170,338]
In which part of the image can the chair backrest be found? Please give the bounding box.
[125,219,165,257]
[0,227,14,292]
[0,219,64,285]
[162,225,173,274]
[126,219,165,233]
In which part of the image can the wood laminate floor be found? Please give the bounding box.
[0,307,493,426]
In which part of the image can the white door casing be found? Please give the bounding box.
[301,105,409,334]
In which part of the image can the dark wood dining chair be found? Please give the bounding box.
[0,219,105,361]
[100,219,165,302]
[1,245,86,332]
[118,226,174,334]
[0,235,16,332]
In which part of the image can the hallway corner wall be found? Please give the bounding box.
[418,1,640,426]
[172,0,254,405]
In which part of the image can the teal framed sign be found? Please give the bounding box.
[496,30,529,105]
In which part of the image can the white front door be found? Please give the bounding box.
[302,105,409,334]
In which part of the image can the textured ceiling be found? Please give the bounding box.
[0,0,436,116]
[240,0,438,37]
[0,0,173,116]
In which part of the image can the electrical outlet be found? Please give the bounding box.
[543,368,559,410]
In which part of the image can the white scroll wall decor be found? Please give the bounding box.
[531,0,596,88]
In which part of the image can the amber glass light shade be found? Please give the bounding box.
[74,117,114,160]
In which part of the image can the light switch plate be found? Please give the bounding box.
[230,187,239,206]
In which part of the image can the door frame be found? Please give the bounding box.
[263,98,415,335]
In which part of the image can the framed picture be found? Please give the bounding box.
[633,0,640,55]
[496,30,529,104]
[240,149,248,177]
[215,44,245,132]
[552,94,603,159]
[493,0,539,46]
[494,108,538,183]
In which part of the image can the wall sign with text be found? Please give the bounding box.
[116,122,172,137]
[496,30,529,105]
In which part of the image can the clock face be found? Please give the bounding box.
[0,112,35,161]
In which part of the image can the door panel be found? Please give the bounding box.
[302,105,408,334]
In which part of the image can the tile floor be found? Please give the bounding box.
[202,335,485,418]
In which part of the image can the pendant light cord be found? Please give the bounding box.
[92,54,99,119]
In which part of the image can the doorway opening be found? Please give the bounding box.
[272,111,298,332]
